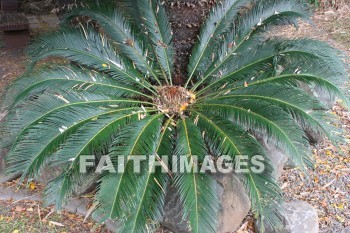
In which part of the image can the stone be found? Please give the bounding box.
[0,148,21,183]
[342,227,350,233]
[35,166,63,184]
[304,125,325,145]
[258,137,289,179]
[12,191,41,202]
[161,174,251,233]
[161,186,188,233]
[65,198,82,213]
[26,15,41,29]
[215,173,251,233]
[36,167,98,196]
[0,188,14,200]
[256,200,319,233]
[41,14,59,27]
[76,199,90,216]
[72,173,99,196]
[105,220,118,233]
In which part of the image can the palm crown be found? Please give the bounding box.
[0,0,347,232]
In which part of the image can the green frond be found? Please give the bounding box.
[194,101,313,171]
[44,110,158,209]
[185,0,250,87]
[114,0,141,26]
[137,0,174,85]
[246,73,348,106]
[196,38,346,94]
[28,28,156,93]
[173,118,220,233]
[189,111,284,231]
[2,66,151,111]
[201,84,334,141]
[61,6,162,84]
[192,0,311,90]
[95,114,167,233]
[4,96,147,177]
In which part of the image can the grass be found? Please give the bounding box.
[309,0,346,9]
[0,200,106,233]
[329,18,350,49]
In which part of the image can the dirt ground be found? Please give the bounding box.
[0,2,350,233]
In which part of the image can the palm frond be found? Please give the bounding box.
[194,101,312,171]
[195,38,346,94]
[2,66,151,111]
[190,111,284,231]
[185,0,251,87]
[62,6,162,84]
[200,84,336,141]
[28,28,157,94]
[173,118,220,233]
[137,0,174,85]
[95,114,167,233]
[45,110,158,210]
[5,95,147,178]
[192,0,310,90]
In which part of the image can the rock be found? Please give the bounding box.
[215,173,251,233]
[161,174,251,233]
[255,200,319,233]
[36,167,98,196]
[72,173,99,196]
[35,166,63,185]
[0,188,14,200]
[0,148,21,183]
[258,137,289,179]
[313,86,335,110]
[342,227,350,233]
[65,198,83,213]
[76,198,90,216]
[304,125,325,145]
[161,186,188,233]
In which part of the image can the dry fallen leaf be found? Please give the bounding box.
[29,182,36,190]
[15,206,24,212]
[49,221,65,227]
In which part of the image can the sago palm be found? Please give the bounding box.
[0,0,347,232]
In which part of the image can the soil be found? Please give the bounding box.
[164,0,217,85]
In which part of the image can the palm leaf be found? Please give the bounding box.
[137,0,174,85]
[62,6,162,84]
[2,67,151,110]
[190,110,284,230]
[191,0,310,89]
[45,110,158,209]
[185,0,253,87]
[95,114,166,232]
[173,118,220,233]
[195,38,345,94]
[28,28,156,94]
[194,101,312,171]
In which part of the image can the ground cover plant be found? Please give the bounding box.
[0,0,348,232]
